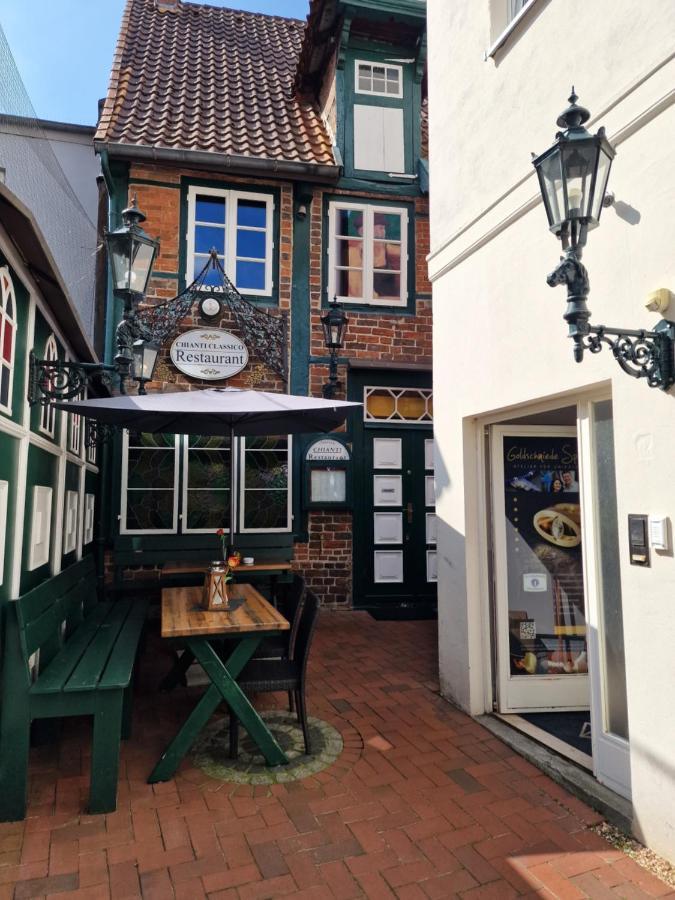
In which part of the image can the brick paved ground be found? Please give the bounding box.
[1,611,672,899]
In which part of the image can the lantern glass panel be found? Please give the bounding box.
[109,237,132,292]
[132,341,159,382]
[591,147,613,222]
[129,239,156,294]
[537,150,565,230]
[561,142,597,221]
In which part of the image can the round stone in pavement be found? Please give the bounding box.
[191,711,344,784]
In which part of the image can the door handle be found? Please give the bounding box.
[406,502,413,524]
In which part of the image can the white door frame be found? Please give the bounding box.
[491,424,590,712]
[577,395,631,800]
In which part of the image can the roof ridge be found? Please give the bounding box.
[175,0,306,25]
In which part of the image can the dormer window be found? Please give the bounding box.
[355,61,402,99]
[349,56,407,176]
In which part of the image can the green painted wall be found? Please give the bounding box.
[0,431,19,605]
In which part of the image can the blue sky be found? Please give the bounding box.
[0,0,310,126]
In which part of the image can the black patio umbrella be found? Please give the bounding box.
[55,388,360,554]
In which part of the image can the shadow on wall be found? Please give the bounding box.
[611,200,641,226]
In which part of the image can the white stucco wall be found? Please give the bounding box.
[427,0,675,862]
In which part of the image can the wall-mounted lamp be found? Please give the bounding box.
[532,90,675,390]
[320,297,349,399]
[131,339,160,395]
[28,197,162,406]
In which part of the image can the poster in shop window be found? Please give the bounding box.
[502,435,587,678]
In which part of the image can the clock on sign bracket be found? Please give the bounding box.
[198,294,222,322]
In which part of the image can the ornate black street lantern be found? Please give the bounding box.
[105,196,160,313]
[533,90,675,390]
[321,297,349,399]
[533,90,615,249]
[28,197,161,408]
[132,339,160,395]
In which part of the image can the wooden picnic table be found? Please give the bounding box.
[148,584,290,782]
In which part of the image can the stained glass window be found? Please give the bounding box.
[122,431,179,532]
[0,268,16,415]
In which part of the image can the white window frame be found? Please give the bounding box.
[354,60,403,99]
[68,391,82,456]
[239,436,292,534]
[0,480,8,585]
[39,334,58,437]
[486,0,538,58]
[86,422,97,465]
[328,201,408,307]
[181,434,234,535]
[185,185,275,297]
[120,430,180,534]
[121,433,292,536]
[0,267,17,417]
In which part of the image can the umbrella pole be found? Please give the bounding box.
[228,424,236,559]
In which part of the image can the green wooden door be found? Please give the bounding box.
[350,372,437,616]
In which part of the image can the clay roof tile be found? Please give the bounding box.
[95,0,335,166]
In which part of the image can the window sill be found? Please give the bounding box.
[484,0,538,59]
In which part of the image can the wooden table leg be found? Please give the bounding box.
[190,639,288,768]
[158,647,195,692]
[148,634,287,782]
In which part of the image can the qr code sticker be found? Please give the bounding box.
[520,620,536,640]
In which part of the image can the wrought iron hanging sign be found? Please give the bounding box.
[136,250,288,382]
[170,329,249,381]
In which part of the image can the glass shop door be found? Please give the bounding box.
[491,425,590,711]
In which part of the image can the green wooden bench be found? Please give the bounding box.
[0,556,149,820]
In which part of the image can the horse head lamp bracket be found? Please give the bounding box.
[534,90,675,391]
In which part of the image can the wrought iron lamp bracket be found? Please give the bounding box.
[85,420,118,450]
[28,352,117,406]
[546,249,675,391]
[583,321,675,390]
[322,350,342,399]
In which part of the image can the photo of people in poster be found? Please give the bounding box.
[502,435,587,677]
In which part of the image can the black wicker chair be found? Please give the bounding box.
[229,589,320,758]
[253,573,306,661]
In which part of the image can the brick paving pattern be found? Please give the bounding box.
[1,611,672,899]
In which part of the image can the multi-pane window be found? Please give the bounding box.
[39,334,58,437]
[329,202,407,306]
[186,186,274,296]
[86,422,97,465]
[121,432,290,535]
[242,437,290,531]
[69,394,82,455]
[355,61,402,98]
[121,431,179,533]
[183,435,231,533]
[0,267,16,414]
